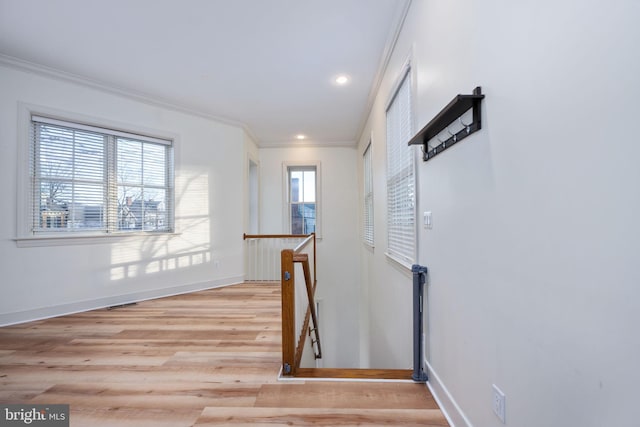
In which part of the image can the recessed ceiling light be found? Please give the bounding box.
[296,134,306,140]
[335,75,350,85]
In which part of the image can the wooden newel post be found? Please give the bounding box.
[281,249,295,376]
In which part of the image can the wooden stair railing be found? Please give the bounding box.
[294,253,321,361]
[243,233,311,281]
[280,233,321,376]
[246,232,414,381]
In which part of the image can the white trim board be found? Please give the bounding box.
[0,276,245,327]
[425,358,474,427]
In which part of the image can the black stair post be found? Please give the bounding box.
[411,264,429,382]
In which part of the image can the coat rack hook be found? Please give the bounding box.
[459,117,471,134]
[436,133,448,148]
[447,126,457,142]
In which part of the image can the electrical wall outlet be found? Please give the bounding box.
[492,384,506,423]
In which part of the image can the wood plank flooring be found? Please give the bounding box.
[295,367,414,380]
[0,282,448,426]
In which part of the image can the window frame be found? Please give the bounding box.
[282,161,321,238]
[384,61,416,268]
[15,103,178,247]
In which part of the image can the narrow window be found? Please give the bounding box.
[385,67,415,265]
[288,166,317,235]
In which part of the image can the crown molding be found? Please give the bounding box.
[0,53,260,143]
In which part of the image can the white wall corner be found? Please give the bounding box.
[425,359,474,427]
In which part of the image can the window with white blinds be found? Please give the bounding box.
[363,143,374,247]
[385,68,415,266]
[30,116,174,235]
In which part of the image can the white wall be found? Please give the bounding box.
[358,1,640,426]
[243,132,261,235]
[0,63,249,325]
[260,145,360,368]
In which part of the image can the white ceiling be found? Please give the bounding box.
[0,0,410,146]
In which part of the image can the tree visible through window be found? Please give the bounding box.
[31,116,174,234]
[288,166,316,235]
[117,138,169,231]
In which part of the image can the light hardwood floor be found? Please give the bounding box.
[0,282,448,426]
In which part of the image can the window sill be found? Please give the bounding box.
[15,232,181,248]
[384,251,414,273]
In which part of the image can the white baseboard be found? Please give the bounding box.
[425,358,474,427]
[0,275,245,326]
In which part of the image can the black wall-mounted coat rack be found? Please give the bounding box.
[408,86,485,161]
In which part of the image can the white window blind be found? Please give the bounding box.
[385,68,415,265]
[363,143,374,246]
[30,116,174,234]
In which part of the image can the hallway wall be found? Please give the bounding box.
[259,145,361,368]
[0,62,250,324]
[357,1,640,426]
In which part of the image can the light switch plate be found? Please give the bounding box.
[423,211,432,229]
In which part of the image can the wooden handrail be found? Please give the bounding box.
[245,232,319,376]
[298,254,321,359]
[289,254,321,372]
[293,235,314,253]
[293,233,316,288]
[294,296,313,368]
[279,233,320,376]
[244,233,314,282]
[244,233,310,240]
